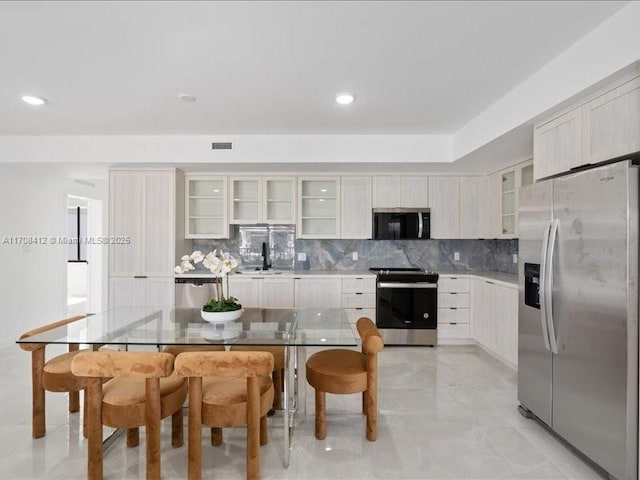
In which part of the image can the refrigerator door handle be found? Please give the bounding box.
[539,221,552,351]
[546,219,560,354]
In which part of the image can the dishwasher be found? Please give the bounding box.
[175,277,221,308]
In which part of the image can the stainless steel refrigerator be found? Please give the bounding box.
[518,159,638,480]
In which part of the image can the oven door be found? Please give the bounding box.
[376,282,437,329]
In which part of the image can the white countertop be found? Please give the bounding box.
[176,269,517,285]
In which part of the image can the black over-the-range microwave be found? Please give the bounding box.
[372,208,430,240]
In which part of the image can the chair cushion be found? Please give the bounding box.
[42,349,88,392]
[306,349,367,395]
[201,375,274,427]
[101,373,187,429]
[230,345,285,370]
[102,372,185,406]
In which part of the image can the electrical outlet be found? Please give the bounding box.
[297,252,307,261]
[513,253,518,264]
[352,252,358,261]
[454,251,460,261]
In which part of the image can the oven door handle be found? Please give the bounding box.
[377,282,437,289]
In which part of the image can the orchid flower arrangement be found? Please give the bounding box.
[175,250,242,312]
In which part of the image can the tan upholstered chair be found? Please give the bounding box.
[174,351,275,480]
[306,317,384,441]
[230,345,285,410]
[19,315,89,439]
[163,344,226,356]
[71,351,187,480]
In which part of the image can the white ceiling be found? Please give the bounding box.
[0,1,628,136]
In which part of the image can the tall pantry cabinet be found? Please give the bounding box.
[109,169,186,308]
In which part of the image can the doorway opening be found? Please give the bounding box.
[66,195,103,316]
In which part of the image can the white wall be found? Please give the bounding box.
[0,166,107,346]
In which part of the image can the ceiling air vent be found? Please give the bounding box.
[211,142,232,150]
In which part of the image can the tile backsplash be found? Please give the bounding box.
[192,227,518,274]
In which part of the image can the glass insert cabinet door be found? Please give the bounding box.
[297,177,340,239]
[231,177,296,225]
[501,171,516,235]
[185,176,228,239]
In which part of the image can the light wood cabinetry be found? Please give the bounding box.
[459,177,484,239]
[297,177,340,238]
[109,277,174,308]
[583,76,640,165]
[230,176,295,225]
[471,278,518,366]
[109,169,179,308]
[110,170,176,277]
[185,175,228,239]
[372,176,428,208]
[482,174,501,238]
[294,277,342,308]
[437,275,472,342]
[428,177,459,238]
[228,276,294,308]
[341,176,372,239]
[342,276,376,324]
[534,71,640,180]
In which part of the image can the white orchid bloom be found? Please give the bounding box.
[190,250,204,264]
[175,265,184,274]
[181,255,190,262]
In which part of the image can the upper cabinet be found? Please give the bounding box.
[372,176,428,208]
[583,76,640,165]
[534,71,640,180]
[297,177,340,239]
[230,176,295,225]
[484,160,533,239]
[428,177,459,239]
[341,176,372,239]
[459,177,484,239]
[110,170,176,277]
[185,175,228,239]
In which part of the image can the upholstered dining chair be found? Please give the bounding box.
[19,315,89,439]
[174,351,274,480]
[306,317,384,441]
[71,350,187,480]
[230,345,284,410]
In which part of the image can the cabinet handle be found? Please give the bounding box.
[355,307,363,310]
[251,277,263,280]
[450,277,457,279]
[134,276,147,279]
[355,292,363,295]
[485,281,495,285]
[294,277,302,280]
[449,292,457,295]
[450,322,458,325]
[449,307,457,310]
[356,277,363,280]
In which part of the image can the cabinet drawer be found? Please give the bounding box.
[438,323,471,339]
[342,293,376,309]
[438,292,470,308]
[342,277,376,294]
[344,308,376,324]
[437,307,470,324]
[438,276,470,293]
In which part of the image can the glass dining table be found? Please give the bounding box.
[16,306,358,467]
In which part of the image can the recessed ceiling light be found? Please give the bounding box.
[335,92,355,105]
[178,93,196,103]
[21,95,47,106]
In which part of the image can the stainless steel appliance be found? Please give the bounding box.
[370,267,438,345]
[518,159,638,480]
[372,208,430,240]
[175,277,221,308]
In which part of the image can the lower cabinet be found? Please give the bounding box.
[294,277,342,309]
[471,278,518,366]
[228,276,294,308]
[342,276,376,324]
[109,277,174,308]
[437,275,472,343]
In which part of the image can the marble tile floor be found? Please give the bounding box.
[1,343,603,480]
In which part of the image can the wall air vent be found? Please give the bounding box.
[211,142,233,150]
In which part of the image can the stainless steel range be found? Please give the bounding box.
[369,267,439,346]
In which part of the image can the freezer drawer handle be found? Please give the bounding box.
[377,282,437,289]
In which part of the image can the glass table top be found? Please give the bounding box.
[16,307,358,347]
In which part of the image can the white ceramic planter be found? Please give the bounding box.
[200,308,243,324]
